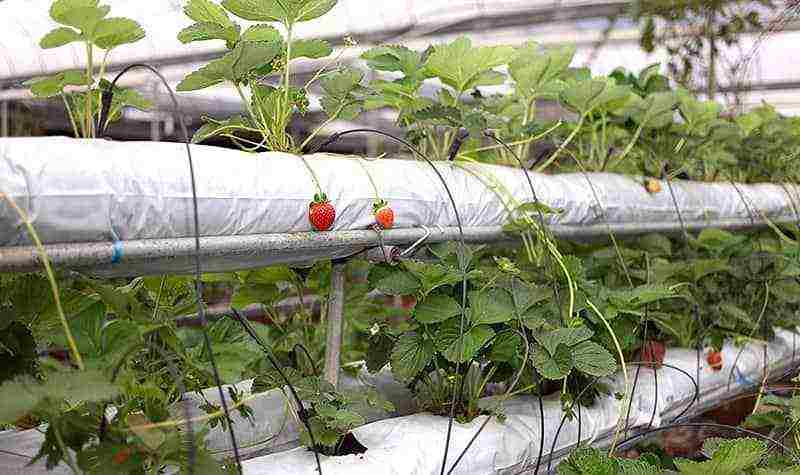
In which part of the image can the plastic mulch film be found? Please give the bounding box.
[232,329,799,474]
[2,137,799,247]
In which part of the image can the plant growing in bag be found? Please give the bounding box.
[176,0,367,152]
[252,355,394,456]
[27,0,151,138]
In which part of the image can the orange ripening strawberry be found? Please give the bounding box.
[309,193,335,231]
[373,200,394,230]
[645,178,662,194]
[707,350,723,371]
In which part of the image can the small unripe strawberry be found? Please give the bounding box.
[373,200,394,229]
[309,193,335,231]
[645,178,662,193]
[707,350,723,371]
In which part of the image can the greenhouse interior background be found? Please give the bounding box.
[1,0,800,473]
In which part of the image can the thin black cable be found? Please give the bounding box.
[292,343,320,377]
[228,309,323,473]
[546,377,602,473]
[625,361,699,423]
[614,421,798,458]
[534,380,546,474]
[439,131,547,474]
[624,321,648,436]
[308,128,470,475]
[101,63,242,473]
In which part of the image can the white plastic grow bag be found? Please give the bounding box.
[2,137,799,248]
[237,328,800,474]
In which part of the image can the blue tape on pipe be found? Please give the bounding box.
[111,241,123,264]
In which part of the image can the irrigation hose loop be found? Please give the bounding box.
[101,63,242,473]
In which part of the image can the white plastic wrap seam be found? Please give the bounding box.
[228,328,800,475]
[2,137,799,251]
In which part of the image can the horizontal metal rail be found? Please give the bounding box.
[0,216,787,277]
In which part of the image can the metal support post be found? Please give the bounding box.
[1,101,8,137]
[324,259,347,388]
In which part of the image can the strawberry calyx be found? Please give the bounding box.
[372,199,388,214]
[312,192,329,205]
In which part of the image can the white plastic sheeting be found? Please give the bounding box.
[2,137,799,249]
[239,329,800,475]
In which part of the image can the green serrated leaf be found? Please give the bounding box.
[402,260,463,297]
[27,71,90,97]
[435,319,494,363]
[390,332,434,381]
[533,343,573,380]
[489,331,522,365]
[510,41,575,100]
[178,22,240,46]
[185,0,237,28]
[424,36,515,93]
[240,24,282,43]
[93,18,145,50]
[469,288,515,324]
[222,0,337,24]
[290,39,332,60]
[534,326,594,355]
[320,67,365,120]
[362,45,427,80]
[413,294,461,324]
[368,266,420,296]
[40,27,83,49]
[572,341,617,377]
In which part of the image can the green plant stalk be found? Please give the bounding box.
[284,24,293,111]
[85,42,94,138]
[609,122,646,170]
[298,156,324,196]
[52,422,82,475]
[1,192,84,370]
[535,114,584,172]
[586,298,628,455]
[234,83,260,131]
[355,158,381,202]
[299,102,351,151]
[61,94,81,138]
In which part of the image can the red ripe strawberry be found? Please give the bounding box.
[640,340,666,369]
[113,447,133,465]
[309,193,335,231]
[373,200,394,230]
[707,350,723,371]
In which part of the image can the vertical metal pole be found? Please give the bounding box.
[324,259,347,387]
[1,101,8,137]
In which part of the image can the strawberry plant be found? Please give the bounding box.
[176,0,366,152]
[27,0,151,138]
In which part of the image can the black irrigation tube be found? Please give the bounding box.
[308,128,470,475]
[100,64,242,473]
[228,308,323,474]
[469,131,550,474]
[613,421,799,459]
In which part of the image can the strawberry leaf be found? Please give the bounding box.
[390,332,434,381]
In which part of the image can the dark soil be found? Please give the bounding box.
[333,432,368,456]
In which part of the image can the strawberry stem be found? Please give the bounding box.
[298,155,323,197]
[355,157,381,203]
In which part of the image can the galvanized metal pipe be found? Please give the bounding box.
[324,260,347,388]
[0,218,788,277]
